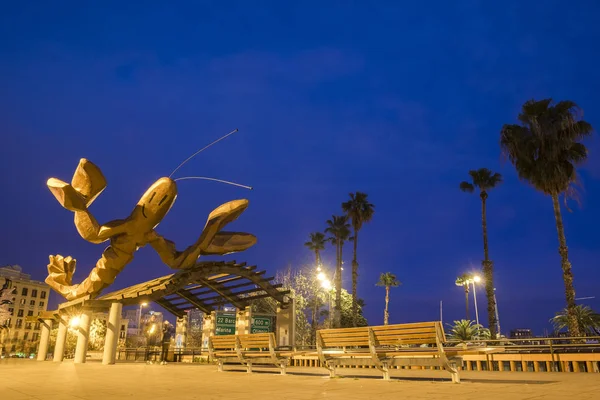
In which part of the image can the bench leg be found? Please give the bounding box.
[280,362,287,376]
[217,360,224,372]
[246,362,253,373]
[448,361,460,384]
[382,368,390,381]
[328,364,336,378]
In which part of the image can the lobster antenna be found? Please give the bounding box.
[169,128,239,178]
[174,176,253,190]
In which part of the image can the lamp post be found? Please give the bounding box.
[321,279,333,328]
[471,276,481,326]
[138,302,148,336]
[493,288,501,337]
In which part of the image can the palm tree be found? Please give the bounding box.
[551,305,600,336]
[304,232,326,267]
[500,98,593,337]
[325,215,351,328]
[342,192,375,327]
[304,232,327,344]
[447,320,490,342]
[455,274,472,321]
[460,169,502,338]
[376,272,401,325]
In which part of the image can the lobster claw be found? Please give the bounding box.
[195,199,256,254]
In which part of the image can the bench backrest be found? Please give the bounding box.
[237,333,275,350]
[209,335,237,350]
[318,321,445,348]
[208,333,276,351]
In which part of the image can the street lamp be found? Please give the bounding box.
[69,316,81,328]
[138,302,148,336]
[471,276,481,326]
[321,279,333,327]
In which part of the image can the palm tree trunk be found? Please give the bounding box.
[351,229,359,327]
[464,286,470,321]
[384,286,390,325]
[551,193,582,337]
[480,192,497,338]
[334,240,342,328]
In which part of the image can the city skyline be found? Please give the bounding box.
[1,1,599,335]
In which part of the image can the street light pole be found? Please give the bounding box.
[138,303,148,336]
[471,277,480,326]
[493,288,501,337]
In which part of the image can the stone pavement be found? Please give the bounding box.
[1,359,599,400]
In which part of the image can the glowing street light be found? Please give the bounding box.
[69,316,81,328]
[317,272,326,281]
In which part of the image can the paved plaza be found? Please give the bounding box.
[1,359,599,400]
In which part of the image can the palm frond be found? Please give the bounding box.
[459,181,474,193]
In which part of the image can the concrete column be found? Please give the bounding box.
[74,309,92,364]
[175,314,188,349]
[497,360,504,371]
[235,307,251,335]
[545,361,552,372]
[53,320,68,362]
[533,361,540,372]
[475,360,482,371]
[521,361,528,372]
[276,297,295,348]
[102,303,122,365]
[509,361,516,372]
[201,312,215,349]
[573,361,580,372]
[37,319,53,361]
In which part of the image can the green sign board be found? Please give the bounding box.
[215,312,236,335]
[251,315,274,334]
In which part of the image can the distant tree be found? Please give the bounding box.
[551,305,600,336]
[455,274,472,321]
[376,272,401,325]
[501,98,594,337]
[447,320,490,342]
[325,215,351,328]
[304,232,327,267]
[304,232,328,343]
[88,318,107,351]
[342,192,375,326]
[460,168,502,338]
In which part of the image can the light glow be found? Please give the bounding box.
[69,316,81,328]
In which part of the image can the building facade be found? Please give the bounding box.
[0,265,50,355]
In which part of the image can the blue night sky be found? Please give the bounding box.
[1,1,599,335]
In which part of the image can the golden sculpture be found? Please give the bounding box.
[46,158,256,301]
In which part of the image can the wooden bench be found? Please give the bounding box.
[316,321,463,383]
[208,332,291,375]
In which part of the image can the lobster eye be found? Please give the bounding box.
[158,195,168,205]
[149,192,156,202]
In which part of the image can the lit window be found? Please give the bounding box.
[39,301,45,307]
[32,332,39,341]
[27,310,34,317]
[16,319,23,328]
[17,309,24,317]
[20,299,26,305]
